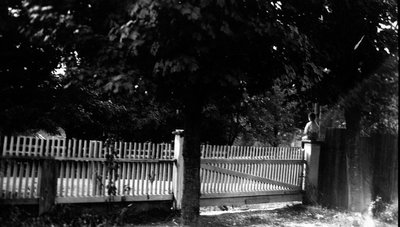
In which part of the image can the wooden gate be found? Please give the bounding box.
[199,145,305,206]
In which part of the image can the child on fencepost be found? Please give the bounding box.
[302,112,320,141]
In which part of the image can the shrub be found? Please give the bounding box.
[372,196,398,224]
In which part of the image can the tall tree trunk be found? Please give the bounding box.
[181,91,202,226]
[314,103,320,125]
[344,103,364,211]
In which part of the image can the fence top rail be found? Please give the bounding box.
[200,144,303,160]
[1,135,174,160]
[0,155,175,163]
[201,158,306,164]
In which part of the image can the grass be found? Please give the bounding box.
[193,204,397,227]
[0,202,397,227]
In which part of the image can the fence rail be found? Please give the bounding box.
[2,136,174,159]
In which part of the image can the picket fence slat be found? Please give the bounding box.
[11,161,17,198]
[31,162,36,198]
[4,161,11,198]
[23,162,30,198]
[2,136,7,156]
[17,162,23,198]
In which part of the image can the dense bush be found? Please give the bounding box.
[372,196,398,224]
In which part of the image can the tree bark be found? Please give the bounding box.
[314,103,320,125]
[181,91,203,226]
[344,103,364,211]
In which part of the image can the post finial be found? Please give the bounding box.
[172,129,184,135]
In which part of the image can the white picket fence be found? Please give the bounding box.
[0,135,305,207]
[1,136,174,159]
[0,136,175,203]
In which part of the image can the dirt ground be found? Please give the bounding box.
[134,202,398,227]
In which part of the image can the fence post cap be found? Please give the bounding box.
[172,129,184,135]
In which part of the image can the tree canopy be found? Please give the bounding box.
[293,0,397,116]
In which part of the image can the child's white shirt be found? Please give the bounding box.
[304,121,319,135]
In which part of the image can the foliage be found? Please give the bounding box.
[371,197,399,224]
[0,1,61,135]
[295,0,398,103]
[201,103,239,145]
[1,0,308,146]
[359,56,398,135]
[55,84,180,141]
[0,1,179,141]
[2,0,323,140]
[201,84,299,146]
[235,85,298,146]
[103,137,121,197]
[14,0,322,100]
[3,1,396,138]
[272,0,398,140]
[319,54,398,136]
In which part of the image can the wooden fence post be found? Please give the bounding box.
[302,140,321,205]
[39,158,58,215]
[172,129,184,210]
